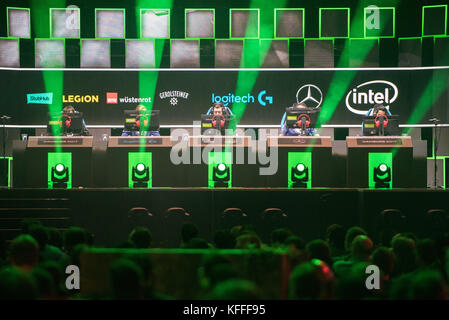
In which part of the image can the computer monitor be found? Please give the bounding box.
[123,110,160,132]
[285,107,319,131]
[47,112,84,135]
[363,115,400,136]
[201,114,234,135]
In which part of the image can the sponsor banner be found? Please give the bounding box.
[27,93,53,104]
[4,69,449,125]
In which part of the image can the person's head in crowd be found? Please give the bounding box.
[128,227,152,249]
[63,105,76,114]
[235,232,261,249]
[289,259,334,300]
[389,273,414,300]
[351,235,373,262]
[199,254,234,290]
[270,228,294,248]
[284,236,309,266]
[9,234,40,271]
[27,224,49,253]
[32,267,55,299]
[109,258,144,300]
[345,226,368,252]
[416,239,439,268]
[371,246,395,279]
[70,244,89,267]
[291,102,308,110]
[209,279,259,300]
[123,253,155,295]
[392,236,417,276]
[230,224,256,238]
[213,229,236,249]
[39,261,66,298]
[306,240,333,267]
[0,266,38,300]
[180,223,199,246]
[47,228,63,249]
[63,227,88,254]
[335,262,374,300]
[410,270,448,300]
[20,219,42,235]
[182,237,210,249]
[326,224,346,256]
[392,232,418,243]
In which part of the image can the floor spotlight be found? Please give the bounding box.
[132,162,149,188]
[291,163,309,188]
[213,163,230,187]
[51,163,69,188]
[374,163,391,188]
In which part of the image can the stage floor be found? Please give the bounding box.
[1,187,448,247]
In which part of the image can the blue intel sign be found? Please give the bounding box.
[27,93,53,104]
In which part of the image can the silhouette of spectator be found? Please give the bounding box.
[28,224,64,263]
[109,258,144,300]
[198,254,238,295]
[333,235,373,278]
[285,236,309,267]
[182,237,210,249]
[326,224,346,257]
[372,246,394,280]
[209,279,259,300]
[289,259,334,300]
[32,267,56,299]
[180,223,199,247]
[306,240,333,268]
[0,266,38,300]
[39,261,67,299]
[410,270,449,300]
[47,228,63,250]
[236,232,261,249]
[9,234,40,271]
[391,236,417,277]
[63,227,88,255]
[213,229,236,249]
[415,239,440,271]
[129,227,152,249]
[335,262,374,300]
[271,228,293,248]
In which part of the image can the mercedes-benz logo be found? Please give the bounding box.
[296,84,323,109]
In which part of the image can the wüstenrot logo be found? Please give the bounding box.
[345,80,398,115]
[27,93,53,104]
[107,92,118,104]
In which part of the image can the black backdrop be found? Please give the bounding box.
[1,68,448,126]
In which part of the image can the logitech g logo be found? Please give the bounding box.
[346,80,398,115]
[296,84,323,109]
[212,90,273,107]
[258,90,273,106]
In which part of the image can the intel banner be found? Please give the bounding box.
[0,68,448,125]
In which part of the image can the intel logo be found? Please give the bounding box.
[345,80,398,115]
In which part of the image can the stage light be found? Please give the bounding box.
[374,163,391,188]
[291,162,309,188]
[51,163,69,188]
[132,162,149,188]
[213,163,230,187]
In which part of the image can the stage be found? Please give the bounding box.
[1,187,447,248]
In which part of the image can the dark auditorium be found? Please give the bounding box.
[1,0,449,306]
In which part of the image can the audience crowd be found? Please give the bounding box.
[0,218,449,300]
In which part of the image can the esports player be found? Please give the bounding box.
[60,105,90,136]
[361,104,392,136]
[206,102,233,117]
[121,104,160,136]
[280,103,319,136]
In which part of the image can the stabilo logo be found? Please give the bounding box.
[107,92,118,104]
[345,80,398,115]
[27,93,53,104]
